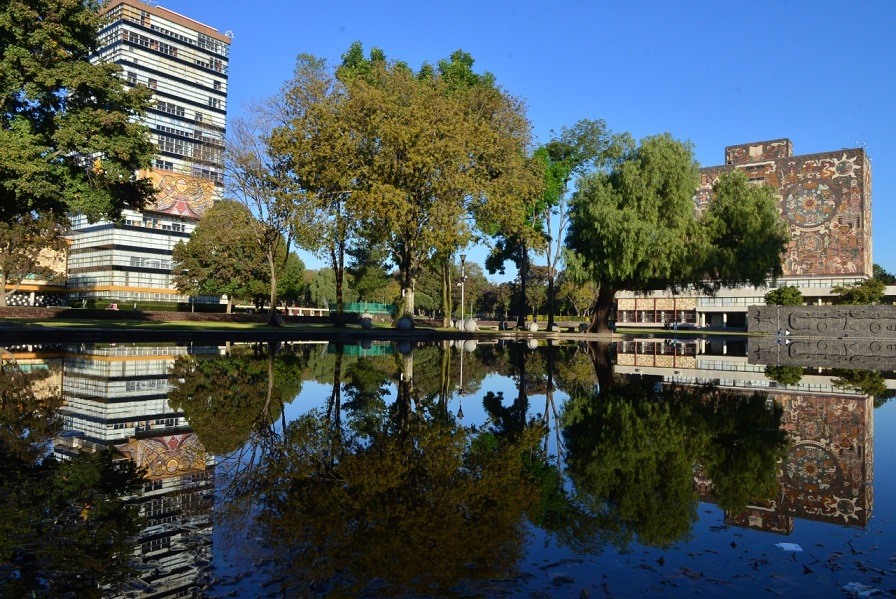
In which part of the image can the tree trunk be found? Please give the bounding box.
[267,250,279,327]
[332,240,346,327]
[588,285,616,334]
[516,241,528,329]
[547,267,556,328]
[441,258,452,328]
[586,340,615,394]
[0,273,7,307]
[226,297,233,314]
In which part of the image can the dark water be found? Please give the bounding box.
[1,336,893,598]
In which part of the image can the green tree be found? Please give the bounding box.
[831,278,886,305]
[172,199,266,312]
[309,268,358,309]
[271,54,362,327]
[339,48,540,322]
[567,136,789,333]
[536,120,629,328]
[168,344,303,456]
[0,213,66,307]
[0,361,143,596]
[764,286,804,306]
[764,364,804,386]
[873,263,896,285]
[697,170,789,290]
[1,0,155,223]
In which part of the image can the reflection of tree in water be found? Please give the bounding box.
[168,342,303,456]
[831,368,896,408]
[215,343,550,595]
[0,356,144,596]
[562,343,789,549]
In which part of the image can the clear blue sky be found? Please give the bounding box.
[159,0,896,281]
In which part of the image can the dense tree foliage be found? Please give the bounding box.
[873,263,896,285]
[168,344,303,455]
[172,200,265,311]
[567,136,789,333]
[831,278,886,305]
[764,364,804,386]
[562,377,788,548]
[1,0,155,223]
[764,285,804,306]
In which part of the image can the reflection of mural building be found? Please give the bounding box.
[722,392,873,533]
[615,340,876,533]
[66,0,231,306]
[617,139,876,330]
[53,344,219,597]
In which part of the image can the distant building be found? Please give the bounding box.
[616,139,875,329]
[65,0,231,307]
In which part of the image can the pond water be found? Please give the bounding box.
[1,335,894,598]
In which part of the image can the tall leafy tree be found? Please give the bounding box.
[567,134,702,333]
[270,54,360,327]
[536,120,629,328]
[567,135,789,333]
[697,170,789,290]
[341,48,540,322]
[1,0,155,222]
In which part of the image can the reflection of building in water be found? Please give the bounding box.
[615,139,889,331]
[53,344,220,598]
[616,339,874,532]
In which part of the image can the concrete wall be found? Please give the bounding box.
[748,305,896,338]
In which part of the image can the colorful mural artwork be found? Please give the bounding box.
[695,140,872,278]
[144,169,216,218]
[116,433,207,480]
[707,392,873,534]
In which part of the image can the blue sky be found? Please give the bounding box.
[159,0,896,280]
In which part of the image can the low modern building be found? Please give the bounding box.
[617,139,877,329]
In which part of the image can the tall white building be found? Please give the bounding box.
[68,1,231,306]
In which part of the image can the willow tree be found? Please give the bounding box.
[344,52,539,322]
[566,135,789,333]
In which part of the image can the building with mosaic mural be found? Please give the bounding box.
[63,0,230,307]
[617,139,874,329]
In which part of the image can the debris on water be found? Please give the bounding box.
[775,542,803,552]
[842,581,880,597]
[803,565,813,575]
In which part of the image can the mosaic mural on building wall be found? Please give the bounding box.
[143,169,216,218]
[709,392,873,533]
[694,140,872,278]
[116,433,207,480]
